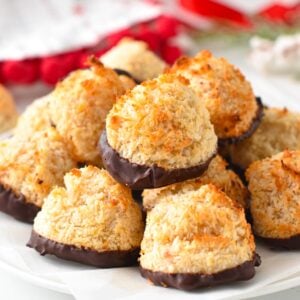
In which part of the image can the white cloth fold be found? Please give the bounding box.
[0,0,160,60]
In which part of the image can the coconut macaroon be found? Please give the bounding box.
[49,58,125,166]
[117,73,136,91]
[14,96,51,137]
[113,68,137,91]
[101,38,167,82]
[225,107,300,170]
[140,184,260,290]
[246,150,300,249]
[0,84,18,133]
[27,166,144,267]
[167,50,263,144]
[0,128,77,223]
[143,155,248,211]
[100,73,217,189]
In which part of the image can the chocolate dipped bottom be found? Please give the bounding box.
[113,68,141,84]
[0,184,40,223]
[140,254,261,291]
[131,190,143,203]
[258,235,300,250]
[99,130,217,190]
[27,230,140,268]
[218,97,264,146]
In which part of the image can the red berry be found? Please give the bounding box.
[41,57,67,85]
[41,57,69,85]
[63,50,83,69]
[78,52,89,68]
[40,51,82,85]
[155,15,180,39]
[0,63,4,83]
[161,44,183,64]
[2,59,40,84]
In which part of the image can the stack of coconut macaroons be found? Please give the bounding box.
[0,57,127,223]
[1,37,299,291]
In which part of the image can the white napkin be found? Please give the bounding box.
[0,0,160,60]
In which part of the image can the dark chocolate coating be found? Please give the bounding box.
[131,190,143,203]
[258,235,300,250]
[0,184,40,224]
[131,190,146,221]
[218,97,264,146]
[140,254,261,290]
[27,230,140,268]
[99,130,217,190]
[113,68,141,84]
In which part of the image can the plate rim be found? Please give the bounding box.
[1,254,300,298]
[0,257,70,294]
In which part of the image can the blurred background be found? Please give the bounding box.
[0,0,299,109]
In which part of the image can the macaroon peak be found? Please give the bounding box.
[101,73,217,189]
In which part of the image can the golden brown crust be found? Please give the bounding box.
[0,84,18,133]
[49,60,125,165]
[101,38,167,82]
[33,166,144,252]
[168,50,259,140]
[14,96,51,136]
[142,155,248,210]
[226,107,300,170]
[106,73,217,170]
[140,184,255,274]
[118,75,136,91]
[246,150,300,239]
[0,128,77,207]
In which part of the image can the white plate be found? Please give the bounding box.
[0,256,68,294]
[1,47,300,300]
[1,210,300,300]
[0,253,299,299]
[1,256,300,299]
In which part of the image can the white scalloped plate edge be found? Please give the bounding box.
[1,255,300,298]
